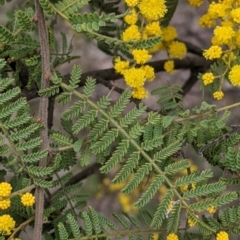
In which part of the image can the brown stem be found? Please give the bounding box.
[33,0,51,239]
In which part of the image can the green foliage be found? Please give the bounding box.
[161,0,179,27]
[1,1,240,239]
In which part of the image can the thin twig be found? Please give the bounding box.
[20,56,208,101]
[198,125,240,155]
[33,0,51,239]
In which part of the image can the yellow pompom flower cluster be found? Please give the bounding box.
[114,57,130,74]
[213,91,224,100]
[228,65,240,86]
[124,9,138,25]
[132,49,151,64]
[193,0,240,99]
[202,72,215,85]
[122,25,141,42]
[164,60,174,73]
[21,192,35,207]
[0,182,12,197]
[216,231,229,240]
[0,182,12,210]
[138,0,167,21]
[0,199,11,210]
[203,46,222,60]
[187,0,203,7]
[166,233,179,240]
[114,0,170,99]
[207,206,217,214]
[0,214,15,235]
[168,41,187,59]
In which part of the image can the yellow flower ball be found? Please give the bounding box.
[167,233,179,240]
[207,2,228,19]
[0,214,15,235]
[21,192,35,207]
[132,49,152,64]
[124,0,140,7]
[203,46,222,60]
[213,26,234,45]
[187,0,204,7]
[132,87,148,99]
[213,91,224,100]
[124,9,138,25]
[164,60,175,73]
[145,21,162,36]
[139,0,167,21]
[0,182,12,197]
[143,65,155,81]
[199,14,215,28]
[228,65,240,86]
[202,72,214,85]
[123,67,146,88]
[122,25,141,42]
[168,41,187,59]
[162,26,177,42]
[114,57,130,74]
[0,199,11,210]
[216,231,229,240]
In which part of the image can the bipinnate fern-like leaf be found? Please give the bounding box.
[55,0,90,17]
[72,109,97,134]
[22,150,48,163]
[69,64,82,89]
[91,129,118,154]
[112,151,140,184]
[167,202,181,233]
[0,25,15,44]
[175,169,213,187]
[27,165,53,177]
[120,103,146,127]
[122,163,152,194]
[88,119,109,141]
[15,10,32,31]
[134,175,165,208]
[99,139,129,173]
[189,192,238,212]
[113,213,130,229]
[153,140,182,161]
[151,189,174,229]
[4,113,32,130]
[0,97,27,120]
[0,87,20,105]
[122,212,140,228]
[86,207,101,235]
[38,85,60,97]
[81,211,93,236]
[39,0,55,15]
[183,182,226,199]
[83,77,96,98]
[34,179,53,188]
[67,214,81,239]
[58,222,69,240]
[10,123,42,141]
[70,12,117,32]
[109,90,131,118]
[52,132,73,146]
[62,100,85,120]
[132,36,162,49]
[164,159,189,176]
